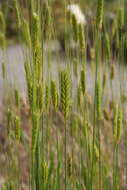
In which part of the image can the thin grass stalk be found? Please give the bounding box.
[125,138,127,187]
[76,22,87,186]
[113,144,119,189]
[60,69,71,189]
[113,106,122,189]
[91,28,100,190]
[96,79,102,190]
[65,119,67,190]
[91,0,103,182]
[45,82,52,175]
[56,131,61,189]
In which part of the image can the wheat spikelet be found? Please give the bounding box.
[28,81,33,108]
[24,62,34,108]
[96,0,104,30]
[72,14,78,43]
[103,109,110,121]
[31,13,43,82]
[90,143,99,162]
[37,82,44,113]
[43,2,52,40]
[31,12,39,50]
[22,19,31,47]
[94,144,99,161]
[14,0,21,28]
[42,161,48,186]
[33,42,43,82]
[117,7,124,30]
[25,61,38,111]
[32,77,38,111]
[113,105,123,144]
[80,69,86,95]
[78,24,85,50]
[51,80,58,110]
[32,111,40,154]
[24,61,31,82]
[60,69,71,119]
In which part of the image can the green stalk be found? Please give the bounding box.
[91,28,99,190]
[65,119,67,190]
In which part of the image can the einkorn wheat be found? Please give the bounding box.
[60,70,71,120]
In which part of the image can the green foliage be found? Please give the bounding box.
[1,0,127,189]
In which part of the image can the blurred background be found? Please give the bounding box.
[0,0,126,42]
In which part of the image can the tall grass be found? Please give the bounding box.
[0,0,127,189]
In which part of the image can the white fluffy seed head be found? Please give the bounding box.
[67,4,86,25]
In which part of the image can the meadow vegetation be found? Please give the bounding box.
[0,0,127,189]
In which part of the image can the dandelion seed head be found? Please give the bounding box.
[67,4,86,25]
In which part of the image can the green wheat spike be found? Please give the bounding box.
[14,0,21,28]
[32,111,40,154]
[80,69,86,95]
[60,69,71,120]
[96,0,104,30]
[78,24,85,51]
[31,12,39,50]
[51,80,59,110]
[22,19,31,47]
[37,82,44,113]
